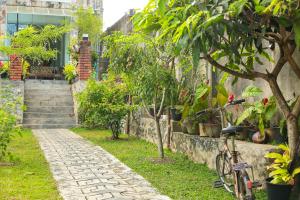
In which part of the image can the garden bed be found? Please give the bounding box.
[0,129,61,200]
[72,128,267,200]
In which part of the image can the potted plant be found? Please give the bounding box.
[0,61,9,79]
[63,63,77,84]
[265,144,300,200]
[237,86,278,144]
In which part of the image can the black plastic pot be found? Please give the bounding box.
[170,108,182,121]
[266,178,293,200]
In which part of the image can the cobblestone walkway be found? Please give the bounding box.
[33,129,170,200]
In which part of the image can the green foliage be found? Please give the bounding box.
[265,144,300,185]
[76,78,133,139]
[0,25,68,62]
[73,7,102,45]
[0,61,9,75]
[242,85,263,98]
[0,85,22,160]
[237,87,277,135]
[63,64,77,84]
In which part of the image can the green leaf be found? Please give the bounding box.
[294,20,300,48]
[292,168,300,177]
[269,168,288,177]
[158,0,168,14]
[236,107,255,125]
[265,152,283,159]
[242,85,263,97]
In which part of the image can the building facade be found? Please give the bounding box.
[0,0,103,79]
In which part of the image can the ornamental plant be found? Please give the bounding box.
[265,144,300,185]
[0,85,22,160]
[237,86,277,136]
[77,78,133,139]
[63,64,77,84]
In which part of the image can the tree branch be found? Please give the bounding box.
[272,46,287,77]
[204,55,268,80]
[142,100,153,119]
[292,96,300,117]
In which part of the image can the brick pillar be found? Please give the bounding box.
[78,40,92,80]
[9,55,22,81]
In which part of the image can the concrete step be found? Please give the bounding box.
[25,89,72,96]
[24,100,74,107]
[25,106,74,113]
[23,124,77,129]
[25,80,69,85]
[24,94,73,102]
[24,112,75,119]
[23,117,76,125]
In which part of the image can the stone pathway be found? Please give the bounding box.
[33,129,170,200]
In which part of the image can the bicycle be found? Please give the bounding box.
[197,99,261,200]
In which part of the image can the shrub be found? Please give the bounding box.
[63,64,77,83]
[0,86,21,160]
[77,78,132,139]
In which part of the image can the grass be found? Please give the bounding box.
[72,128,267,200]
[0,129,61,200]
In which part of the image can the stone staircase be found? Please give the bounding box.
[23,80,76,129]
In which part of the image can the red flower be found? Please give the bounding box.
[228,94,235,103]
[262,98,269,106]
[0,61,3,68]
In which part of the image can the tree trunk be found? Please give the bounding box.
[166,108,171,150]
[268,77,299,157]
[155,117,165,159]
[126,95,132,135]
[287,116,299,157]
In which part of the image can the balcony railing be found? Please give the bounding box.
[5,0,73,9]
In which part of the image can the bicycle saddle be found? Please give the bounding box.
[221,125,243,136]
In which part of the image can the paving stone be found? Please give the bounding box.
[33,129,170,200]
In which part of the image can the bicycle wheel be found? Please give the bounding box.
[216,153,234,193]
[238,170,255,200]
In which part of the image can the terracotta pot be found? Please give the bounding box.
[199,123,221,138]
[252,131,267,144]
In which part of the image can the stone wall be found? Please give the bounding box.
[71,80,87,124]
[130,111,275,181]
[0,80,24,123]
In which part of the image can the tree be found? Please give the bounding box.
[72,7,103,45]
[134,0,300,159]
[0,25,68,62]
[103,32,176,158]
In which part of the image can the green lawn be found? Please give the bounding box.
[72,128,267,200]
[0,129,61,200]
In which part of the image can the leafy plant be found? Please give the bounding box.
[0,85,22,160]
[237,86,277,135]
[77,78,133,139]
[265,144,300,185]
[0,61,9,76]
[63,64,77,83]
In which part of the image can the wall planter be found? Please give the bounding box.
[170,108,182,121]
[199,123,221,138]
[266,178,293,200]
[182,118,199,135]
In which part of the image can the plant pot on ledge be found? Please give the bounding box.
[182,118,199,135]
[266,178,293,200]
[199,123,221,138]
[170,108,182,121]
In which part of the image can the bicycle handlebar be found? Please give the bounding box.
[196,99,245,116]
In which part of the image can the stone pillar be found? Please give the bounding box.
[9,55,22,81]
[78,39,92,80]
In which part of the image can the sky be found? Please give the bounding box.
[103,0,149,30]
